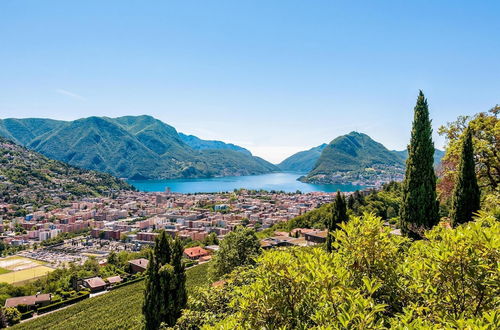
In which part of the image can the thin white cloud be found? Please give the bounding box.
[55,89,86,101]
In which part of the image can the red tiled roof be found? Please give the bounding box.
[5,294,51,308]
[83,277,106,288]
[106,276,123,284]
[183,247,209,258]
[128,258,149,269]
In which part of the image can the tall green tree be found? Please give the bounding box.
[210,227,261,279]
[326,190,348,252]
[438,106,499,207]
[143,231,186,329]
[449,127,481,226]
[400,91,439,238]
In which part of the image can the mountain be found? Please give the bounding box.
[284,132,446,185]
[179,133,252,156]
[391,148,445,167]
[278,144,327,172]
[310,132,404,173]
[0,137,133,209]
[301,132,405,184]
[0,116,278,180]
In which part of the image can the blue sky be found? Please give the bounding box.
[1,1,499,163]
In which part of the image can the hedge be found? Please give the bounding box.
[20,311,34,320]
[37,292,90,314]
[109,276,145,290]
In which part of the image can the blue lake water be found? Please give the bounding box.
[128,172,366,193]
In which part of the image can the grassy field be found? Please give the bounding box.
[0,267,11,275]
[14,262,211,330]
[0,265,54,284]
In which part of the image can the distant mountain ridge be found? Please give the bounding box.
[0,116,278,180]
[278,144,327,172]
[179,133,252,156]
[391,149,445,168]
[281,132,444,185]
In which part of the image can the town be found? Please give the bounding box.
[0,190,334,286]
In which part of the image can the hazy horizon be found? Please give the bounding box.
[1,1,499,163]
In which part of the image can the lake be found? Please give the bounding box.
[128,172,366,193]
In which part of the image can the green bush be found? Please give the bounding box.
[2,307,21,326]
[180,212,500,329]
[399,211,499,323]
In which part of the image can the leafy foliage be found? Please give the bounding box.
[209,227,261,279]
[0,307,20,327]
[399,212,499,323]
[349,183,402,220]
[179,213,500,329]
[438,106,499,215]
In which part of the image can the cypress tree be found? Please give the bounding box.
[400,91,439,238]
[170,238,187,322]
[450,127,480,226]
[326,191,348,252]
[143,231,186,329]
[347,194,355,209]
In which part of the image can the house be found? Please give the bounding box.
[290,228,316,237]
[183,246,209,260]
[128,258,149,273]
[83,277,107,292]
[260,236,301,249]
[204,245,219,253]
[5,293,52,309]
[106,275,123,285]
[199,255,212,262]
[304,230,327,244]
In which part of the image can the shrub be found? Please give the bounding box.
[400,212,499,322]
[2,307,21,326]
[207,248,388,329]
[332,213,410,312]
[179,213,500,329]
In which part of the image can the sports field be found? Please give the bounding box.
[0,256,44,271]
[0,256,53,284]
[0,265,55,284]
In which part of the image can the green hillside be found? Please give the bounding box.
[278,143,327,172]
[13,262,210,330]
[302,132,404,184]
[280,133,445,178]
[0,137,133,210]
[179,133,252,155]
[0,116,278,180]
[392,148,445,167]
